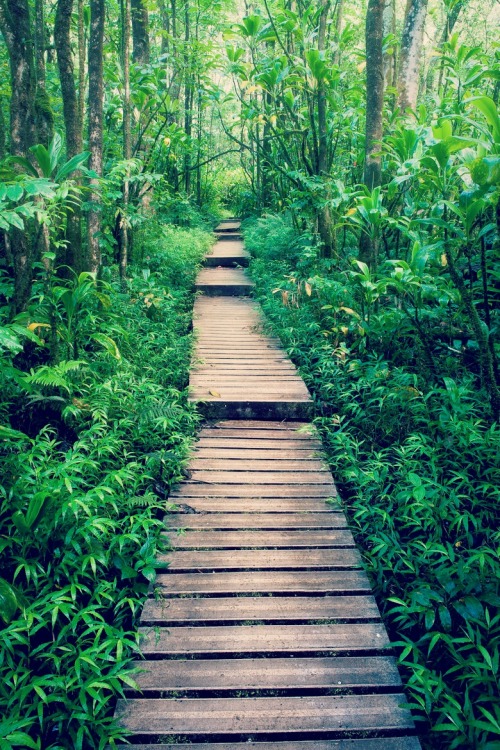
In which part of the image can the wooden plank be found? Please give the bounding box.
[166,513,345,530]
[191,378,302,384]
[138,624,391,655]
[192,449,322,459]
[195,439,321,449]
[215,221,241,230]
[192,373,297,378]
[131,656,400,691]
[195,349,285,355]
[153,570,371,594]
[188,459,326,471]
[171,484,336,497]
[140,595,380,624]
[192,373,300,379]
[196,269,254,286]
[187,471,333,485]
[115,694,414,735]
[109,739,422,750]
[191,392,311,400]
[169,500,339,513]
[199,429,315,439]
[215,420,311,429]
[163,529,354,548]
[159,548,362,570]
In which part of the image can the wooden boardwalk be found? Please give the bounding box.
[115,222,421,749]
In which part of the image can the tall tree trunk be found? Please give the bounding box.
[183,0,192,194]
[0,0,37,309]
[131,0,149,65]
[87,0,104,273]
[55,0,84,270]
[360,0,385,269]
[119,0,131,283]
[382,0,395,88]
[333,0,344,65]
[158,0,170,55]
[34,0,53,146]
[316,0,335,257]
[78,0,85,133]
[397,0,429,112]
[0,95,6,158]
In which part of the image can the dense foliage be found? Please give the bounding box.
[246,213,500,750]
[0,224,211,748]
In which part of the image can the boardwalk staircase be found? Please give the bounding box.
[114,219,421,749]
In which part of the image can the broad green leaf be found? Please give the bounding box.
[0,327,23,354]
[7,156,38,177]
[91,333,121,360]
[0,578,18,624]
[468,95,500,143]
[55,151,90,182]
[48,132,63,171]
[6,185,23,202]
[29,144,52,178]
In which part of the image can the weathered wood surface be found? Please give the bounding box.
[138,623,391,655]
[115,694,415,735]
[169,500,341,513]
[117,740,421,750]
[166,512,347,529]
[205,240,250,267]
[156,547,362,570]
[130,655,400,691]
[153,569,373,595]
[195,267,254,296]
[114,208,419,747]
[171,483,337,497]
[190,297,312,420]
[162,529,355,547]
[141,595,379,623]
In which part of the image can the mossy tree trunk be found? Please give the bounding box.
[359,0,385,270]
[55,0,84,271]
[87,0,104,273]
[0,0,37,309]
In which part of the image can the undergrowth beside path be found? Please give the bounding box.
[246,215,500,750]
[0,222,213,749]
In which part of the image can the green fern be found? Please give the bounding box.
[26,361,86,393]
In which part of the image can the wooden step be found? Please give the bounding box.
[138,623,391,656]
[153,569,372,595]
[192,448,323,459]
[197,428,316,439]
[117,739,422,750]
[195,439,321,449]
[130,656,401,692]
[188,458,327,471]
[187,471,333,485]
[115,694,414,737]
[216,221,241,231]
[204,240,250,267]
[140,595,380,624]
[171,479,335,494]
[195,268,254,296]
[163,529,354,548]
[169,500,341,513]
[157,548,362,571]
[166,513,345,530]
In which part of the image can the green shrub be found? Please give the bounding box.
[248,216,500,750]
[0,220,211,749]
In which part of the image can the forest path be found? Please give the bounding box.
[114,223,421,748]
